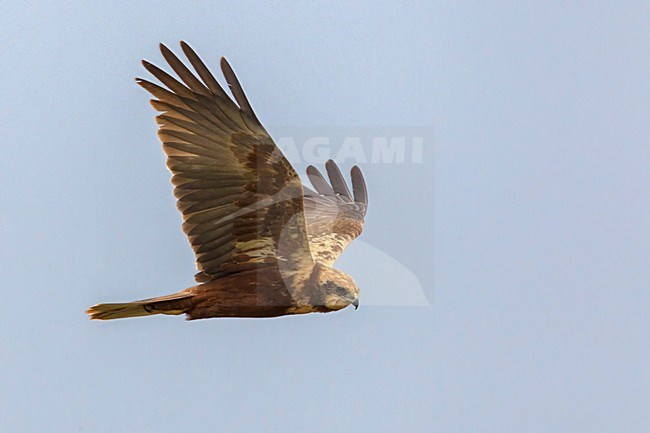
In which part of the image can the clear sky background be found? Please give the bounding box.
[1,1,648,432]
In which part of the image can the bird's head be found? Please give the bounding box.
[312,263,360,311]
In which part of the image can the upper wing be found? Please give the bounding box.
[137,42,313,282]
[303,160,368,266]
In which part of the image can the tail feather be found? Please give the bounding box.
[86,292,195,320]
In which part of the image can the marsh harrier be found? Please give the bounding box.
[86,42,368,320]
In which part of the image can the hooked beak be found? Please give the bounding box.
[351,298,359,310]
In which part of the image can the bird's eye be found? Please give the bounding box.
[335,286,348,296]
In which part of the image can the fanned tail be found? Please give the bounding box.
[86,292,195,320]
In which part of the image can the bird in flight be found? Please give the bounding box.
[86,42,368,320]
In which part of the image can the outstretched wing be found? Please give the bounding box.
[303,160,368,266]
[137,42,313,282]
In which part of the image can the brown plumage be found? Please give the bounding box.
[86,42,368,320]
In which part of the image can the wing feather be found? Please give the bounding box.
[159,43,211,96]
[220,57,262,127]
[325,160,353,201]
[180,41,231,100]
[351,165,368,206]
[306,166,336,197]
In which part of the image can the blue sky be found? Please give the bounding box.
[1,1,648,432]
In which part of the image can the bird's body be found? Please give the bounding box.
[86,42,368,321]
[90,265,335,320]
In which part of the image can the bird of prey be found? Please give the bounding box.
[86,42,368,320]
